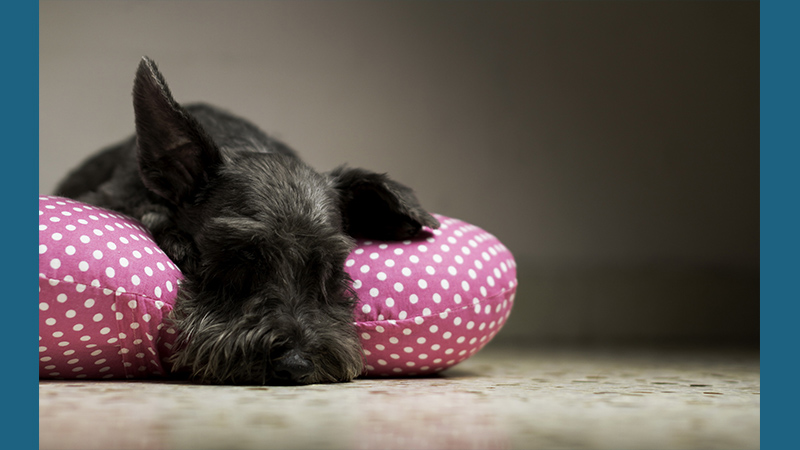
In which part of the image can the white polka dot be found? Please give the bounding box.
[131,275,140,286]
[385,298,395,307]
[361,333,371,340]
[369,288,379,297]
[385,259,395,267]
[360,265,370,273]
[65,246,76,256]
[418,279,427,289]
[377,272,387,281]
[50,258,61,269]
[409,294,419,304]
[78,261,89,272]
[105,267,115,278]
[39,245,47,254]
[394,282,404,292]
[39,303,49,311]
[80,235,90,244]
[84,298,95,308]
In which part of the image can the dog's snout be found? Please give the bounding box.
[274,350,314,382]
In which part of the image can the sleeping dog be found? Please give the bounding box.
[55,57,439,385]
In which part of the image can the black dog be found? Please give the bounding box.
[55,57,439,385]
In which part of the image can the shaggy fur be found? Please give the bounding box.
[55,57,439,385]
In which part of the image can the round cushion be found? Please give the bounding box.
[38,196,182,380]
[349,219,516,376]
[38,196,516,380]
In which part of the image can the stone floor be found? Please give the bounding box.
[39,344,759,450]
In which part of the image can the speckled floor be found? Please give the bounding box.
[39,344,759,450]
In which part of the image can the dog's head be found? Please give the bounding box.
[131,57,439,384]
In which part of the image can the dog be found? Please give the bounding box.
[55,57,440,385]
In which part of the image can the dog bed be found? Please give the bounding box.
[39,195,517,380]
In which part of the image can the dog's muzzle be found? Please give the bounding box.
[273,349,314,383]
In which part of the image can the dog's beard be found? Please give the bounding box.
[167,279,364,385]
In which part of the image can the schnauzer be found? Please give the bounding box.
[55,57,439,385]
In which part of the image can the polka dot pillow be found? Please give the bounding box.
[39,196,517,380]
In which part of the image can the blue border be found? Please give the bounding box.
[761,1,797,449]
[0,0,37,449]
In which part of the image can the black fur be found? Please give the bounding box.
[55,57,439,385]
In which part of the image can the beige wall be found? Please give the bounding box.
[40,1,759,343]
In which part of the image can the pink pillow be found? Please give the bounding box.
[349,219,517,376]
[38,196,516,380]
[38,196,181,379]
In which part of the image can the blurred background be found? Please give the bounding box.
[39,1,758,348]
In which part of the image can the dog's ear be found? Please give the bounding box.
[328,166,440,240]
[133,56,221,205]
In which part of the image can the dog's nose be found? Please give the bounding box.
[274,350,314,382]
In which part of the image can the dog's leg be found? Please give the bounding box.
[138,206,198,276]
